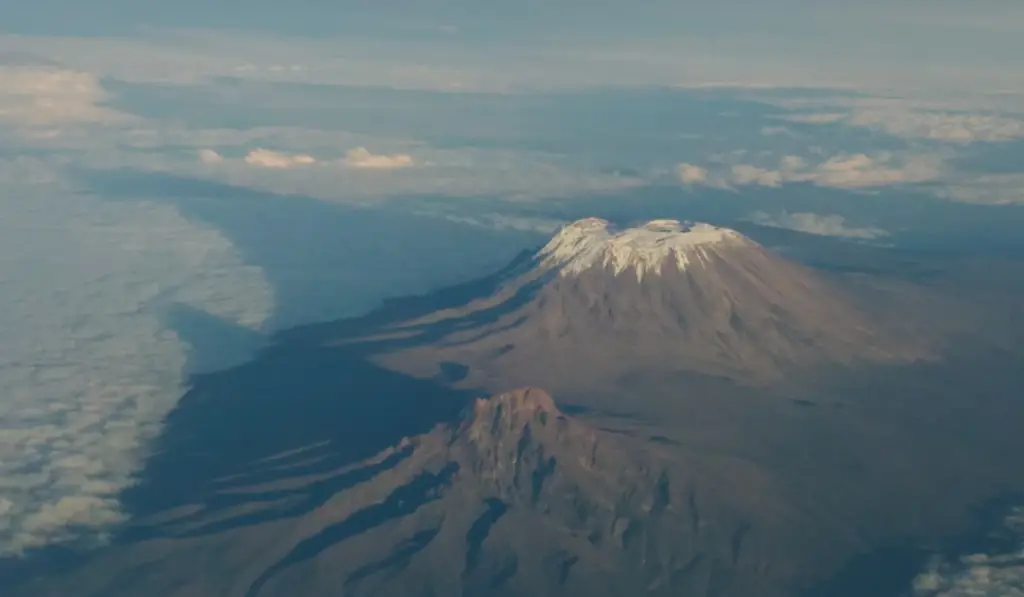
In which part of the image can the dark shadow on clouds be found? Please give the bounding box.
[118,332,472,519]
[3,168,513,590]
[0,310,475,589]
[68,167,542,516]
[78,168,546,331]
[162,303,267,375]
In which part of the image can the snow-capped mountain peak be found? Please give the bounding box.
[332,215,927,388]
[537,218,746,281]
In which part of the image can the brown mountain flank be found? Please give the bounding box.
[11,389,844,597]
[337,218,931,392]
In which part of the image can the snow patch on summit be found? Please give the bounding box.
[537,218,745,281]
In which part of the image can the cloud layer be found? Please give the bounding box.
[938,173,1024,205]
[677,162,710,185]
[911,506,1024,597]
[4,14,1024,96]
[849,109,1024,143]
[746,211,890,239]
[679,152,944,190]
[243,148,316,168]
[197,148,224,164]
[180,141,639,201]
[0,66,131,128]
[780,105,1024,143]
[342,147,415,169]
[0,180,271,553]
[208,146,417,170]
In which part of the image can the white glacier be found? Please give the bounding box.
[537,218,746,281]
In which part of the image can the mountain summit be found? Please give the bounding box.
[537,218,747,281]
[342,217,927,389]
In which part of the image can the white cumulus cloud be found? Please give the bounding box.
[777,112,848,125]
[778,106,1024,143]
[342,147,415,169]
[746,211,890,239]
[678,152,943,191]
[244,148,317,168]
[198,148,224,164]
[809,153,943,188]
[731,164,785,187]
[0,66,131,128]
[911,506,1024,597]
[937,173,1024,205]
[677,163,710,185]
[848,109,1024,142]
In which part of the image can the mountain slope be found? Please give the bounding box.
[11,389,837,597]
[337,218,929,390]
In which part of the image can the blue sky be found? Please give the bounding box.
[1,0,1024,583]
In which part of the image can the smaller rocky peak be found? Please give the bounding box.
[462,388,562,438]
[449,388,586,504]
[449,388,573,462]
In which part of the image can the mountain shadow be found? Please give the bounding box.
[118,335,476,520]
[161,302,267,375]
[78,169,543,331]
